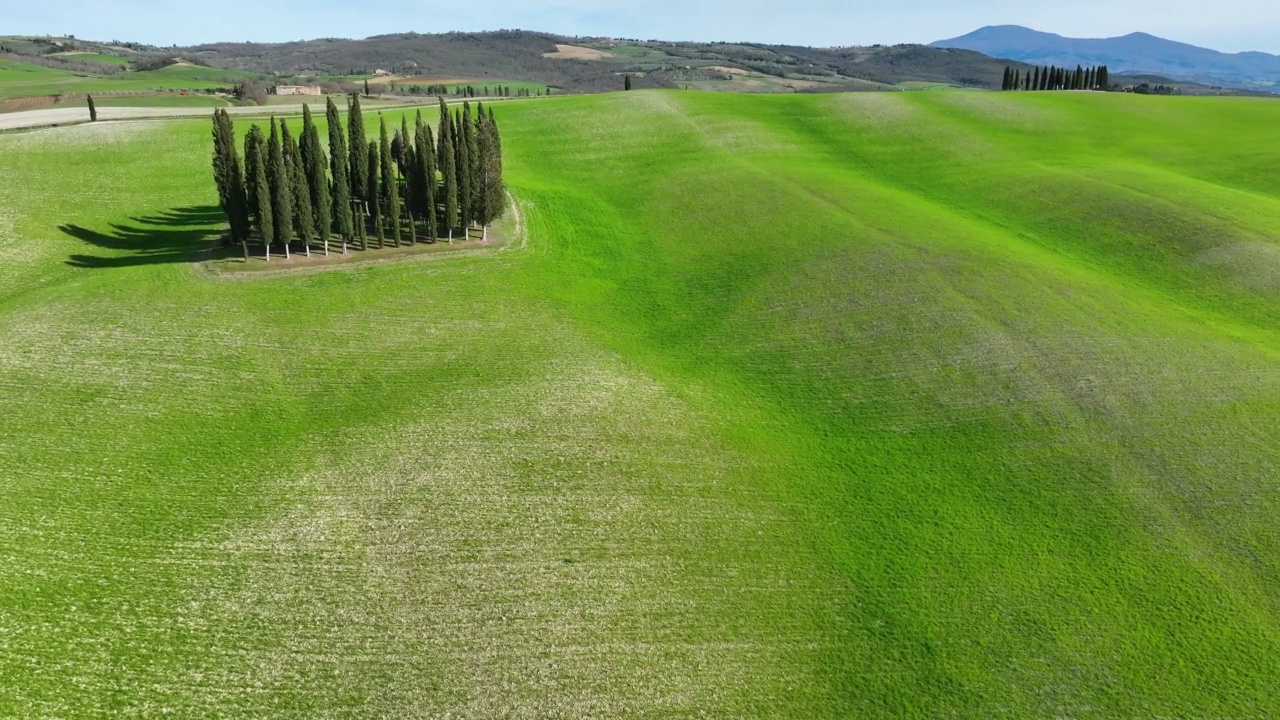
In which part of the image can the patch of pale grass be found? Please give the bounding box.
[175,345,827,716]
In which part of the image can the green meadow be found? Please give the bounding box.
[1,90,1278,716]
[0,58,251,101]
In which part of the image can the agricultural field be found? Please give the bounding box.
[1,90,1279,717]
[0,58,257,104]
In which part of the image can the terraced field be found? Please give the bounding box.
[1,90,1278,717]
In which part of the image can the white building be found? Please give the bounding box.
[274,85,323,96]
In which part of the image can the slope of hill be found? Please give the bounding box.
[181,30,1021,92]
[1,90,1278,716]
[932,25,1280,89]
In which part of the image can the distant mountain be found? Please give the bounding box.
[931,25,1280,89]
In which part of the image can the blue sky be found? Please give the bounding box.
[9,0,1280,53]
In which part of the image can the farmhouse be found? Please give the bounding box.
[274,85,322,96]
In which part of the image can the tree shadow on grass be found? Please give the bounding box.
[61,205,226,269]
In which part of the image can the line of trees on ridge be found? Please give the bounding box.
[1002,64,1110,92]
[211,96,505,261]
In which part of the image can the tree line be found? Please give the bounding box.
[211,96,506,261]
[1002,64,1110,92]
[389,84,548,98]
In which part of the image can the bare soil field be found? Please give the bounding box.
[542,44,615,60]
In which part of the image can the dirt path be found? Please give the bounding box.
[0,97,542,133]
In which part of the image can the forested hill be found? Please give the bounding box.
[178,30,1022,92]
[932,25,1280,90]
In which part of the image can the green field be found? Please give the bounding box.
[52,51,132,65]
[1,90,1279,716]
[0,58,255,101]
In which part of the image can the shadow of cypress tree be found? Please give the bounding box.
[61,206,226,269]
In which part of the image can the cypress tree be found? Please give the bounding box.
[349,95,368,211]
[244,124,264,232]
[456,108,472,233]
[415,123,437,241]
[399,115,413,178]
[438,100,459,241]
[87,95,97,122]
[367,141,382,247]
[282,119,314,257]
[266,118,292,260]
[327,97,353,254]
[624,74,633,91]
[211,110,251,256]
[378,116,402,248]
[477,107,506,238]
[1098,65,1110,91]
[301,105,332,255]
[467,103,483,226]
[246,125,273,259]
[1032,66,1041,91]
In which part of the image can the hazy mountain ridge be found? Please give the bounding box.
[932,25,1280,89]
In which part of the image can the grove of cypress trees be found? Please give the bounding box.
[367,140,382,247]
[327,97,353,254]
[378,116,402,248]
[349,95,368,215]
[267,118,292,260]
[282,120,314,257]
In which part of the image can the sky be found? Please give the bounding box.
[8,0,1280,54]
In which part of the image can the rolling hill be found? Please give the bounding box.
[1,89,1278,716]
[933,25,1280,89]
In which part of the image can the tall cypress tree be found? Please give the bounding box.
[244,124,264,233]
[378,116,402,248]
[327,97,354,254]
[1098,65,1110,91]
[300,105,331,255]
[415,122,437,241]
[476,107,506,237]
[246,125,273,259]
[282,120,314,257]
[456,107,472,233]
[266,118,292,260]
[349,95,368,212]
[438,99,459,240]
[211,110,251,256]
[1032,66,1041,91]
[367,140,382,247]
[466,102,482,226]
[398,115,413,178]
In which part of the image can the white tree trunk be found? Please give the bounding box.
[284,241,290,260]
[305,240,311,258]
[266,243,271,262]
[325,239,329,256]
[343,240,348,256]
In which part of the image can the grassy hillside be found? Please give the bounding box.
[0,57,253,103]
[0,91,1278,716]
